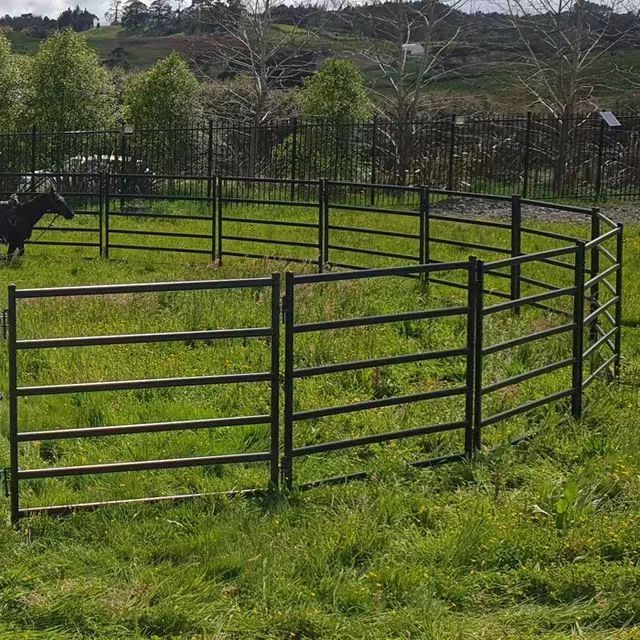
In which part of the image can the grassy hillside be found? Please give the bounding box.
[6,25,192,68]
[0,198,637,638]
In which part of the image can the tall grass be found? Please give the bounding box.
[0,200,637,639]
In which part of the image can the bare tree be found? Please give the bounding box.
[343,0,470,182]
[194,0,322,172]
[105,0,123,24]
[503,0,640,191]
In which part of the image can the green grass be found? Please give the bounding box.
[0,197,638,639]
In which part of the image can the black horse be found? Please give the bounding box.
[0,188,74,259]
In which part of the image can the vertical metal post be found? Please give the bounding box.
[119,132,127,212]
[522,112,532,198]
[472,260,484,451]
[511,195,522,312]
[8,284,19,525]
[419,186,430,286]
[595,119,605,201]
[572,242,586,419]
[216,177,223,265]
[465,257,478,458]
[473,260,484,450]
[370,116,378,205]
[206,119,214,199]
[282,272,295,490]
[30,125,37,193]
[270,273,281,491]
[290,118,298,200]
[98,172,104,258]
[589,209,601,362]
[614,223,623,380]
[447,114,456,191]
[104,176,110,259]
[318,179,326,272]
[323,180,330,268]
[210,175,217,262]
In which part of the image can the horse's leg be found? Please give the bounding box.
[7,242,18,261]
[17,244,25,257]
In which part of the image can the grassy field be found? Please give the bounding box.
[0,196,638,639]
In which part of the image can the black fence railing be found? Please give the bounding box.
[3,175,623,521]
[3,114,640,200]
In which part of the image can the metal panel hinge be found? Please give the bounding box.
[281,295,289,323]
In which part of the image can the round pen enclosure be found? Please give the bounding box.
[0,174,623,523]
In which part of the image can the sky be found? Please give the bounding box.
[3,0,117,20]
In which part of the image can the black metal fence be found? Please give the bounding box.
[3,175,623,521]
[3,114,640,200]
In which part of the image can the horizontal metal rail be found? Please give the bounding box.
[109,193,212,202]
[520,198,592,214]
[584,263,620,290]
[582,354,617,388]
[520,226,580,243]
[31,226,100,233]
[584,226,620,250]
[17,414,270,441]
[430,188,511,202]
[482,358,574,394]
[18,371,271,396]
[293,385,466,421]
[222,216,317,230]
[291,261,470,284]
[107,244,211,255]
[293,306,467,333]
[583,326,618,358]
[429,212,512,230]
[598,245,617,264]
[328,244,419,261]
[220,175,318,185]
[16,326,271,350]
[483,323,575,356]
[584,296,619,326]
[297,451,466,491]
[18,487,265,519]
[485,245,577,269]
[108,211,208,221]
[328,203,419,217]
[292,347,467,378]
[27,240,101,248]
[483,285,575,316]
[481,389,573,427]
[222,251,317,265]
[17,451,272,479]
[223,235,318,249]
[290,420,466,456]
[109,229,211,240]
[430,236,511,254]
[221,197,318,208]
[328,224,420,240]
[15,277,272,298]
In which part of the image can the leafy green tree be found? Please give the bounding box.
[124,53,199,172]
[121,0,150,30]
[299,59,371,122]
[24,29,116,130]
[124,52,199,128]
[274,59,372,181]
[0,32,25,130]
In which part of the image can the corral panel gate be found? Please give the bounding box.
[7,275,281,523]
